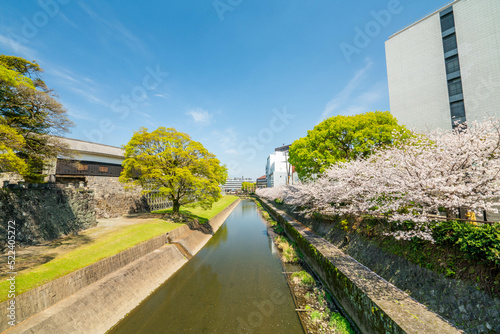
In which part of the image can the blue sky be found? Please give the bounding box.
[0,0,451,178]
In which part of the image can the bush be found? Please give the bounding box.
[291,270,315,287]
[328,311,355,334]
[275,235,300,263]
[433,220,500,265]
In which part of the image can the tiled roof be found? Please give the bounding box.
[55,136,124,158]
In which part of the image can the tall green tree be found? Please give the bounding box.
[0,116,27,175]
[289,111,407,180]
[120,127,228,213]
[241,181,256,193]
[0,55,73,182]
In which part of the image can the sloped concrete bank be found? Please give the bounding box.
[258,197,463,334]
[2,198,240,334]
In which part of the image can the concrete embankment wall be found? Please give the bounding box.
[2,198,240,334]
[171,200,241,257]
[258,198,462,334]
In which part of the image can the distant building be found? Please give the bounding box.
[265,145,299,187]
[385,0,500,132]
[222,177,255,193]
[256,175,267,188]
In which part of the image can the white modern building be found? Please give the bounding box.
[265,145,299,187]
[385,0,500,132]
[222,177,255,192]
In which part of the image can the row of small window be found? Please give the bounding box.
[443,34,458,53]
[77,164,109,172]
[446,55,460,74]
[441,12,455,32]
[448,77,463,96]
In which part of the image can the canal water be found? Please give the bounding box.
[109,199,304,334]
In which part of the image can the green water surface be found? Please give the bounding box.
[108,199,304,334]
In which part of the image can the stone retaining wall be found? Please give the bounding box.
[86,176,149,219]
[258,197,463,334]
[0,187,96,249]
[298,213,500,333]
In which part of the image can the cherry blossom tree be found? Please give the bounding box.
[257,119,500,242]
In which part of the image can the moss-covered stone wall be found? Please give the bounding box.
[258,197,462,334]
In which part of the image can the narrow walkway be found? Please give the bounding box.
[261,198,464,334]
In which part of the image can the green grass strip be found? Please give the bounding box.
[0,219,182,302]
[153,195,239,224]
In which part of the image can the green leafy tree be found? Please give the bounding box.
[289,111,407,180]
[120,127,228,213]
[0,55,73,182]
[0,116,27,175]
[241,181,256,193]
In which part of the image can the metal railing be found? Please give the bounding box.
[144,190,172,211]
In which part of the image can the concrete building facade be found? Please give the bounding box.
[265,145,299,187]
[256,175,267,188]
[386,0,500,132]
[222,177,255,192]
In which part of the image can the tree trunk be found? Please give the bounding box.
[172,199,180,213]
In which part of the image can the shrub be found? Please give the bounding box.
[329,311,355,334]
[433,220,500,265]
[291,270,315,287]
[310,310,323,322]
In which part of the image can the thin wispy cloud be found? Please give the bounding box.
[48,67,79,84]
[66,107,96,121]
[318,58,375,123]
[0,33,37,59]
[212,127,237,150]
[225,149,238,155]
[77,2,148,56]
[59,13,79,30]
[187,108,213,126]
[69,87,109,106]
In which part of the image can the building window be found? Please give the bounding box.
[99,166,108,173]
[77,164,88,171]
[450,101,466,118]
[440,12,455,32]
[445,55,460,74]
[448,78,463,96]
[451,101,466,128]
[443,34,457,53]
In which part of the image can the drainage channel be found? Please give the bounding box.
[108,199,304,334]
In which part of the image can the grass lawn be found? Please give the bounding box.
[0,218,182,302]
[153,195,239,224]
